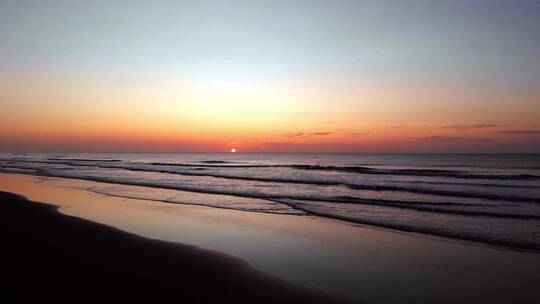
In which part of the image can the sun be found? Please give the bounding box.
[230,148,237,153]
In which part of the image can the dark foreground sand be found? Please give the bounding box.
[0,191,350,303]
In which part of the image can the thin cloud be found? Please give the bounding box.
[263,142,349,146]
[418,136,463,141]
[283,132,305,138]
[442,123,499,130]
[415,136,494,143]
[493,130,540,135]
[282,132,332,139]
[333,129,368,137]
[261,142,354,150]
[283,129,366,139]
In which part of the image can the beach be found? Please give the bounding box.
[0,190,348,303]
[1,172,539,303]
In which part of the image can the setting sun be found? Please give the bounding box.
[230,148,237,153]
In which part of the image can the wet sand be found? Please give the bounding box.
[1,172,540,303]
[0,191,348,303]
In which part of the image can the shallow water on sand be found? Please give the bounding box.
[1,153,540,250]
[1,173,540,303]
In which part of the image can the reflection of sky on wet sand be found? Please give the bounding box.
[1,172,539,303]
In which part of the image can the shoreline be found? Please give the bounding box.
[0,190,348,303]
[1,172,540,303]
[2,167,538,252]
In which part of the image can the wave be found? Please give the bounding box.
[87,188,540,251]
[272,199,540,252]
[149,162,272,168]
[2,166,539,251]
[290,165,540,180]
[402,180,540,189]
[145,162,540,180]
[4,158,540,180]
[47,158,122,162]
[2,159,540,203]
[2,166,537,220]
[57,163,540,203]
[87,187,540,251]
[398,164,540,170]
[345,183,540,203]
[198,160,240,164]
[87,188,305,216]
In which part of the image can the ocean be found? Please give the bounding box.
[1,153,539,251]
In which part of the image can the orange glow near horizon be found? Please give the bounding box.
[1,2,540,153]
[1,78,539,153]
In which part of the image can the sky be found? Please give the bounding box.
[1,0,539,152]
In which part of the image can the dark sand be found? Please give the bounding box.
[0,191,350,303]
